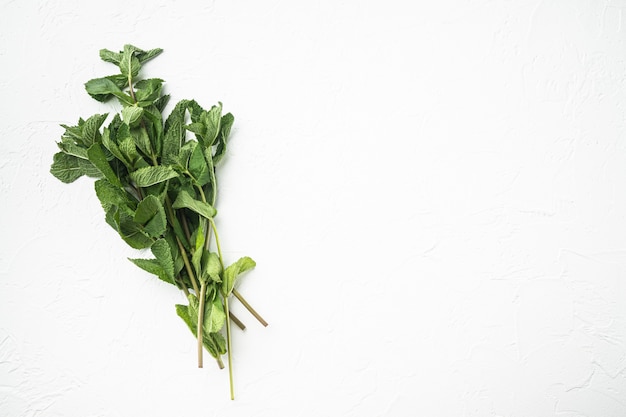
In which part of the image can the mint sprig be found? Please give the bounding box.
[50,44,267,400]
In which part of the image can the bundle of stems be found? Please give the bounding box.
[50,44,266,400]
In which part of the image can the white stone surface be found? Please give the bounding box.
[1,0,626,415]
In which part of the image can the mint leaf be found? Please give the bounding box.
[85,76,133,104]
[136,47,163,64]
[188,142,210,185]
[172,189,217,219]
[162,100,189,163]
[122,106,143,126]
[203,297,226,334]
[213,113,234,165]
[175,304,225,358]
[94,179,135,215]
[134,195,167,238]
[120,45,141,78]
[87,144,122,187]
[135,78,164,104]
[151,238,174,282]
[99,48,122,65]
[191,224,205,280]
[223,256,256,296]
[129,166,178,187]
[50,152,83,183]
[202,251,222,283]
[117,213,154,249]
[128,258,172,285]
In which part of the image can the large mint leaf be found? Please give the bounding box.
[203,297,226,334]
[94,179,136,215]
[134,78,163,104]
[175,304,223,358]
[151,238,174,282]
[99,48,122,65]
[188,142,210,186]
[50,152,83,183]
[223,256,256,296]
[162,100,189,164]
[131,127,152,157]
[122,106,143,126]
[134,195,167,237]
[213,113,234,165]
[129,166,178,187]
[128,258,172,285]
[117,213,153,249]
[85,78,132,104]
[120,45,141,78]
[87,144,122,187]
[202,252,222,283]
[172,190,217,219]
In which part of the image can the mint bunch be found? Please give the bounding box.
[50,44,266,400]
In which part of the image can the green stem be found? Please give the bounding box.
[197,282,207,368]
[175,234,200,295]
[232,289,268,327]
[230,312,246,331]
[209,218,225,270]
[224,294,234,400]
[216,356,225,369]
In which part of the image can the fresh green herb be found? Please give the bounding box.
[50,44,267,400]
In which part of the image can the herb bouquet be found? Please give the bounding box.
[50,44,266,400]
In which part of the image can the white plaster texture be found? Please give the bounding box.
[1,0,626,416]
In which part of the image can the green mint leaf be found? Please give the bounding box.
[208,332,227,356]
[119,137,142,169]
[191,224,205,280]
[162,100,189,164]
[154,94,170,113]
[128,258,172,285]
[122,106,144,126]
[213,113,234,165]
[87,144,122,187]
[186,122,206,138]
[134,195,167,238]
[172,189,217,219]
[131,127,152,157]
[102,127,131,168]
[129,166,178,187]
[120,45,141,78]
[188,142,210,185]
[136,47,163,64]
[99,48,122,65]
[203,297,226,334]
[175,304,225,358]
[135,78,164,104]
[202,251,222,283]
[50,152,84,183]
[117,212,154,249]
[142,106,164,156]
[85,78,132,104]
[200,103,222,147]
[57,138,89,159]
[76,159,103,178]
[151,238,175,282]
[94,179,136,214]
[82,114,108,147]
[223,256,256,296]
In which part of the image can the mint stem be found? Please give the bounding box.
[197,282,207,368]
[224,294,235,400]
[232,289,268,327]
[230,312,246,331]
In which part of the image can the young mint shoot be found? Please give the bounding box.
[50,44,267,400]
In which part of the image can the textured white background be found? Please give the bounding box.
[2,0,626,416]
